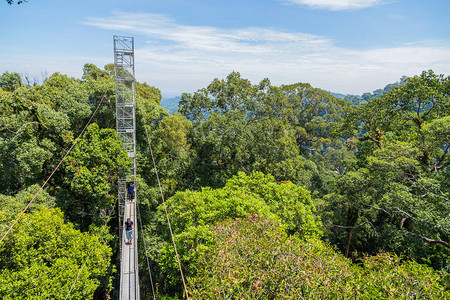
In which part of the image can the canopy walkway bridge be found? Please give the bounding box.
[114,35,140,300]
[114,35,185,300]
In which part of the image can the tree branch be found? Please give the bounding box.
[419,235,449,248]
[400,216,409,229]
[432,144,450,173]
[405,230,450,249]
[328,221,375,233]
[10,121,40,140]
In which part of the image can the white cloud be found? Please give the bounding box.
[0,50,110,84]
[84,12,331,54]
[80,12,450,95]
[281,0,384,11]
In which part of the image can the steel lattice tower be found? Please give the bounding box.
[114,35,137,220]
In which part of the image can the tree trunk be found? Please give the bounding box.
[344,207,359,258]
[345,228,353,258]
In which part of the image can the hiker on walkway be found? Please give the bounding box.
[128,182,135,201]
[125,217,134,245]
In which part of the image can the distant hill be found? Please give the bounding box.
[326,91,347,99]
[160,96,181,114]
[325,75,407,105]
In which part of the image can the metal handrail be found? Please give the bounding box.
[119,200,127,300]
[134,199,140,299]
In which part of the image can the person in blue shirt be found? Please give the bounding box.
[128,182,135,201]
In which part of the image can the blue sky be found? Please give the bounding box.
[1,0,449,96]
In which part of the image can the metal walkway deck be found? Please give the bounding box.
[120,199,139,300]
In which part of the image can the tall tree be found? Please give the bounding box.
[58,123,131,229]
[327,71,450,270]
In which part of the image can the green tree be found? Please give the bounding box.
[0,185,55,237]
[0,72,22,91]
[0,208,112,300]
[148,113,193,193]
[0,72,94,194]
[344,94,362,105]
[0,63,166,299]
[137,82,161,105]
[58,123,131,229]
[280,82,350,154]
[362,92,372,101]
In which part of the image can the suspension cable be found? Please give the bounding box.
[136,201,157,300]
[141,114,190,299]
[0,92,108,245]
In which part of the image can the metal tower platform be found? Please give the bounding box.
[114,35,140,300]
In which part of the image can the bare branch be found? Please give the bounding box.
[400,216,409,229]
[8,121,40,141]
[419,235,449,249]
[432,144,450,172]
[405,230,450,249]
[328,221,376,236]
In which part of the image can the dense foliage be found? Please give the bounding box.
[189,216,448,299]
[144,172,321,294]
[0,66,448,299]
[177,72,351,191]
[0,208,113,300]
[326,71,450,268]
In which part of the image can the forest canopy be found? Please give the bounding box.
[0,66,449,299]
